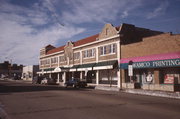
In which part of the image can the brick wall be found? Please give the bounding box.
[121,33,180,58]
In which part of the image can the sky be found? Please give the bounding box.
[0,0,180,65]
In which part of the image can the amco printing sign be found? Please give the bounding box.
[120,59,180,69]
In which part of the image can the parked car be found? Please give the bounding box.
[65,78,87,88]
[32,76,44,84]
[41,77,48,84]
[47,78,58,85]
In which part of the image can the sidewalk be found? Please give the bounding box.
[95,85,180,99]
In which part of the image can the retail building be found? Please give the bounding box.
[38,23,163,88]
[120,33,180,91]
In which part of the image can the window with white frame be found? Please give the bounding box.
[83,48,95,58]
[41,59,50,65]
[100,43,116,55]
[46,59,50,65]
[74,52,80,60]
[40,60,43,66]
[51,57,58,64]
[59,56,65,62]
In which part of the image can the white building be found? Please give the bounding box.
[22,65,39,81]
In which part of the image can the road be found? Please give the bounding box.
[0,80,180,119]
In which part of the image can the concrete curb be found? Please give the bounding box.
[95,86,120,92]
[95,86,180,99]
[122,89,180,99]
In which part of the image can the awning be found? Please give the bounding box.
[69,65,80,72]
[52,67,69,73]
[120,52,180,64]
[44,68,54,71]
[120,52,180,69]
[43,68,54,73]
[77,63,96,71]
[37,69,43,74]
[93,60,118,70]
[53,67,61,72]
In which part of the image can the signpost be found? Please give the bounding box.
[128,65,133,76]
[128,61,133,82]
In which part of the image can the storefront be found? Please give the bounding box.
[120,52,180,92]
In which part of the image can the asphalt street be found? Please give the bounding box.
[0,80,180,119]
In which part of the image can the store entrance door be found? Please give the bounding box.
[134,70,147,88]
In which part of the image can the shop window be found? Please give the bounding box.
[161,68,180,84]
[125,70,154,84]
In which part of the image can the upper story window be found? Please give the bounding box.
[59,55,65,62]
[40,60,43,66]
[51,57,58,64]
[74,52,80,60]
[100,43,116,56]
[41,59,50,65]
[83,48,95,58]
[45,59,50,65]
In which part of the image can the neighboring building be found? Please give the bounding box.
[0,61,9,77]
[38,23,162,87]
[22,65,39,81]
[120,33,180,91]
[0,61,23,79]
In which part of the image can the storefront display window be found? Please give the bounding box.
[161,68,180,84]
[134,70,154,84]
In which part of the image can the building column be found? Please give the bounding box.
[117,40,122,89]
[154,70,160,84]
[117,70,121,88]
[49,73,51,78]
[80,71,83,79]
[63,72,66,84]
[121,69,126,83]
[57,73,60,83]
[96,70,99,85]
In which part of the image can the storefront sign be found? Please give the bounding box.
[132,59,180,68]
[128,65,133,76]
[164,76,174,84]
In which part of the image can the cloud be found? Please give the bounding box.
[61,0,143,24]
[0,0,85,65]
[147,1,169,19]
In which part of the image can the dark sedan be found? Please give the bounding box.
[65,78,87,88]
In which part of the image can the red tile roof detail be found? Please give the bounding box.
[46,45,65,55]
[46,34,99,55]
[74,34,99,47]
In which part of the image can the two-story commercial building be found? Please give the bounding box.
[38,23,163,89]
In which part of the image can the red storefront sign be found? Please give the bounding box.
[164,75,174,84]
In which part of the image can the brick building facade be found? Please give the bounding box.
[120,33,180,91]
[38,23,180,92]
